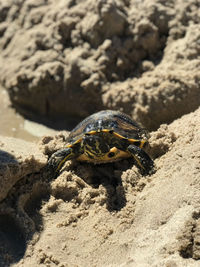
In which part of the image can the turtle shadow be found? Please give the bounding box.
[72,161,130,212]
[91,166,127,211]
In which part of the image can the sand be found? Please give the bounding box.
[0,0,200,266]
[1,108,200,267]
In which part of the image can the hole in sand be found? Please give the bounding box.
[0,214,26,266]
[53,187,79,202]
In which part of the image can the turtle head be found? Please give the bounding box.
[82,134,110,159]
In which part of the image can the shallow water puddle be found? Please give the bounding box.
[0,87,57,141]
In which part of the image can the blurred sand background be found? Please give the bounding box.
[0,0,200,266]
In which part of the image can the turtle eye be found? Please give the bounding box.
[108,152,115,158]
[109,130,113,134]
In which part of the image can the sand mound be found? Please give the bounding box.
[0,0,200,128]
[0,136,46,202]
[0,107,199,266]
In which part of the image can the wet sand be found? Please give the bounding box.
[0,86,57,141]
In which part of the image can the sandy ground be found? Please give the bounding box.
[0,0,200,266]
[1,107,200,267]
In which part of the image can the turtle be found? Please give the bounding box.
[48,110,154,175]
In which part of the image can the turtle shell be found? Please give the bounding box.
[67,110,148,144]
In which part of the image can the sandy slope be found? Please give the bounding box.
[0,0,200,266]
[0,107,199,266]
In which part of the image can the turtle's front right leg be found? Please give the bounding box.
[48,147,75,173]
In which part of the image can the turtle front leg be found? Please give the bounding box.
[127,144,154,175]
[48,147,75,173]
